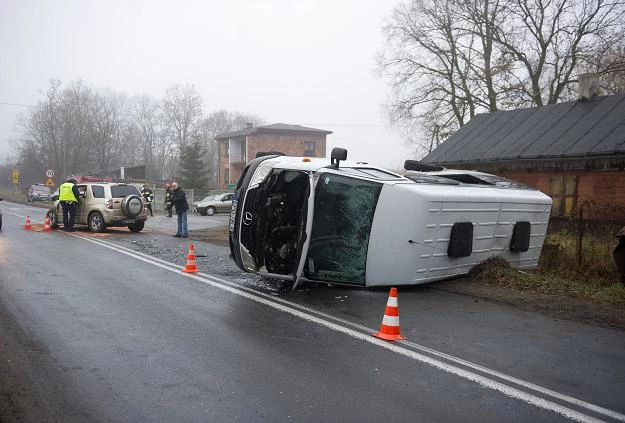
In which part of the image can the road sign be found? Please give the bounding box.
[227,184,236,190]
[46,169,55,178]
[45,178,55,187]
[11,168,19,184]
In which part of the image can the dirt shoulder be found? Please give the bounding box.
[189,226,625,331]
[433,278,625,330]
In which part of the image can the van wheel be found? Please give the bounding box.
[207,206,216,216]
[46,209,59,229]
[88,211,106,233]
[128,221,144,232]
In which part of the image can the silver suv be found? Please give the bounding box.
[47,183,147,232]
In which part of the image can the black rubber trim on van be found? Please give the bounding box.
[448,222,473,258]
[510,221,531,252]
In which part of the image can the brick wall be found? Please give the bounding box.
[500,169,625,219]
[248,133,326,159]
[218,140,229,188]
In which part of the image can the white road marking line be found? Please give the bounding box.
[75,234,623,423]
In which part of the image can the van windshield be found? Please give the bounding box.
[304,174,382,285]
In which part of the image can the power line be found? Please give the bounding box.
[300,123,390,128]
[0,102,35,108]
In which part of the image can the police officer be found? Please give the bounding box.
[141,184,154,217]
[59,178,80,232]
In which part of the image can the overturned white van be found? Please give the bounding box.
[228,148,552,288]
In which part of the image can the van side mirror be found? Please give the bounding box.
[329,147,348,169]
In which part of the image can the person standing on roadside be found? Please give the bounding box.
[141,184,154,217]
[164,183,173,217]
[170,181,189,238]
[58,178,80,232]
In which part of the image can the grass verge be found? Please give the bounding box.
[471,257,625,306]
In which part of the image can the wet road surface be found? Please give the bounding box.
[1,201,624,422]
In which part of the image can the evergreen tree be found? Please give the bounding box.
[178,140,209,189]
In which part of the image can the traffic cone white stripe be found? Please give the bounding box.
[386,297,398,307]
[382,315,400,326]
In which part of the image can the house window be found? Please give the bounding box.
[304,141,316,156]
[549,176,577,217]
[224,168,230,186]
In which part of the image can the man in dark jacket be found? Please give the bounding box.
[170,181,189,238]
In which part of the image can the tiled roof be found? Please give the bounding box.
[215,123,333,140]
[423,94,625,165]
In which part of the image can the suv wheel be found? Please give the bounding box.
[122,195,143,217]
[88,211,106,233]
[206,206,216,216]
[128,221,144,233]
[46,209,59,229]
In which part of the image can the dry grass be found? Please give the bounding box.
[471,256,625,306]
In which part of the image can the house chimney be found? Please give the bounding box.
[246,122,253,128]
[579,73,599,100]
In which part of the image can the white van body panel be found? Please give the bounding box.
[365,182,552,286]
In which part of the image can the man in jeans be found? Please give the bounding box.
[170,181,188,238]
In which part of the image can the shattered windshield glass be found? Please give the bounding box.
[304,173,382,285]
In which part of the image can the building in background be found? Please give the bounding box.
[215,123,332,189]
[423,76,625,220]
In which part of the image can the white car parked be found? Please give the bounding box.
[228,148,552,288]
[193,193,233,216]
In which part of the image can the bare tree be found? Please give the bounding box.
[84,89,125,175]
[379,0,625,154]
[491,0,625,106]
[131,94,164,181]
[162,84,203,150]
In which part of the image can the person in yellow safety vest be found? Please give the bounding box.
[58,178,80,232]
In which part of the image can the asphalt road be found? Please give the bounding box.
[1,200,624,422]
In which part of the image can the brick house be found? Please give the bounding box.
[214,123,332,189]
[422,87,625,219]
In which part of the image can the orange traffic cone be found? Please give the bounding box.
[182,243,198,273]
[373,287,406,341]
[23,216,32,230]
[43,214,52,231]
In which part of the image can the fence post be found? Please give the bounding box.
[576,204,584,267]
[614,227,625,286]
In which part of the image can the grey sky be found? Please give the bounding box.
[0,0,412,168]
